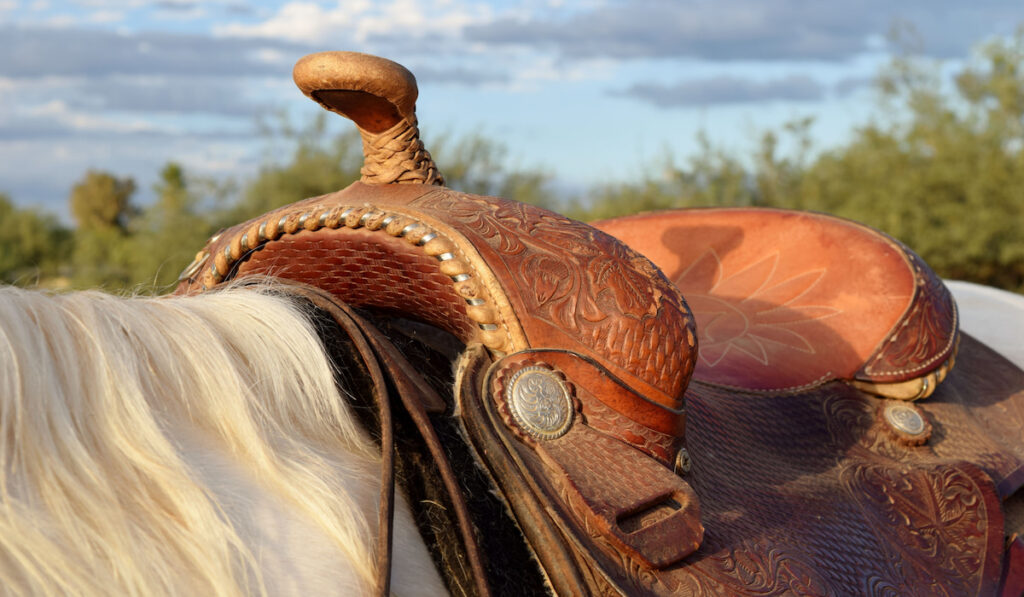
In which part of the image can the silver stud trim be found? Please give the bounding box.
[675,448,692,476]
[417,232,437,246]
[436,252,455,262]
[451,273,471,282]
[400,223,420,237]
[258,222,268,242]
[178,254,206,282]
[883,402,927,437]
[466,298,486,306]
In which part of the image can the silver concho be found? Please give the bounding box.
[883,402,927,437]
[506,366,573,440]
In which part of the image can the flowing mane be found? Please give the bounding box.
[0,283,444,597]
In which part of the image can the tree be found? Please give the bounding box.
[432,132,558,209]
[798,31,1024,291]
[228,114,558,225]
[224,114,364,226]
[68,171,138,289]
[0,193,71,285]
[129,162,217,291]
[70,170,137,232]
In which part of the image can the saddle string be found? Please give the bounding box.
[276,283,397,596]
[274,281,490,597]
[356,317,492,597]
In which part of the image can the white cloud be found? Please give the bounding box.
[23,100,164,134]
[70,0,146,7]
[88,9,124,23]
[215,0,493,45]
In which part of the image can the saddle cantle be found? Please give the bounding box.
[594,208,958,399]
[177,52,1024,595]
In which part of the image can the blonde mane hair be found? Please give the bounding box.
[0,284,444,596]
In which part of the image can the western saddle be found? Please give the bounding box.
[177,52,1024,596]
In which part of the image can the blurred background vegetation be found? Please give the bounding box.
[2,32,1022,294]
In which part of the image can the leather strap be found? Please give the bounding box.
[256,279,490,597]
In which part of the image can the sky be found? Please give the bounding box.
[0,0,1020,218]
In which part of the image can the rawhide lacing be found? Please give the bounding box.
[360,117,443,186]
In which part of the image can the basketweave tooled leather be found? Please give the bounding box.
[176,51,1024,595]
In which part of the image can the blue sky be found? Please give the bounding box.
[0,0,1020,217]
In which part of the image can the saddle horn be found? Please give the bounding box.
[293,51,443,186]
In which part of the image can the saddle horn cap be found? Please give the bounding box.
[293,51,418,134]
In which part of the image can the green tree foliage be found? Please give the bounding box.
[0,193,71,285]
[431,133,557,208]
[129,163,218,291]
[229,114,558,226]
[225,114,365,226]
[794,34,1024,291]
[68,170,139,289]
[70,170,137,231]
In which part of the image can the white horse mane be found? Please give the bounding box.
[0,283,445,597]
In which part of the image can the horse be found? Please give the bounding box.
[0,282,447,596]
[3,50,1024,596]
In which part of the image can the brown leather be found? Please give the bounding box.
[267,280,488,597]
[595,208,957,396]
[177,51,1024,596]
[458,339,1010,595]
[177,184,697,447]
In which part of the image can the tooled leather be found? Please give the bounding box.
[181,183,695,441]
[670,378,1004,595]
[232,228,479,341]
[178,183,532,354]
[920,334,1024,498]
[474,347,1005,594]
[493,352,682,464]
[412,190,697,409]
[593,208,957,391]
[491,357,703,574]
[858,245,959,382]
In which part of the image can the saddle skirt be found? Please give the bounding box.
[177,51,1024,595]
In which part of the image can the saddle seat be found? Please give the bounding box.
[595,207,958,399]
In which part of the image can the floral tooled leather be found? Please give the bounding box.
[412,190,697,409]
[594,207,957,393]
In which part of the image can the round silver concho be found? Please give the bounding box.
[506,366,574,441]
[883,402,927,437]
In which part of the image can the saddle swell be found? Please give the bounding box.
[177,51,1024,595]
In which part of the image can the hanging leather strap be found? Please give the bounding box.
[256,280,490,597]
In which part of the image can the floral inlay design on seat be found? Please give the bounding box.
[675,249,840,369]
